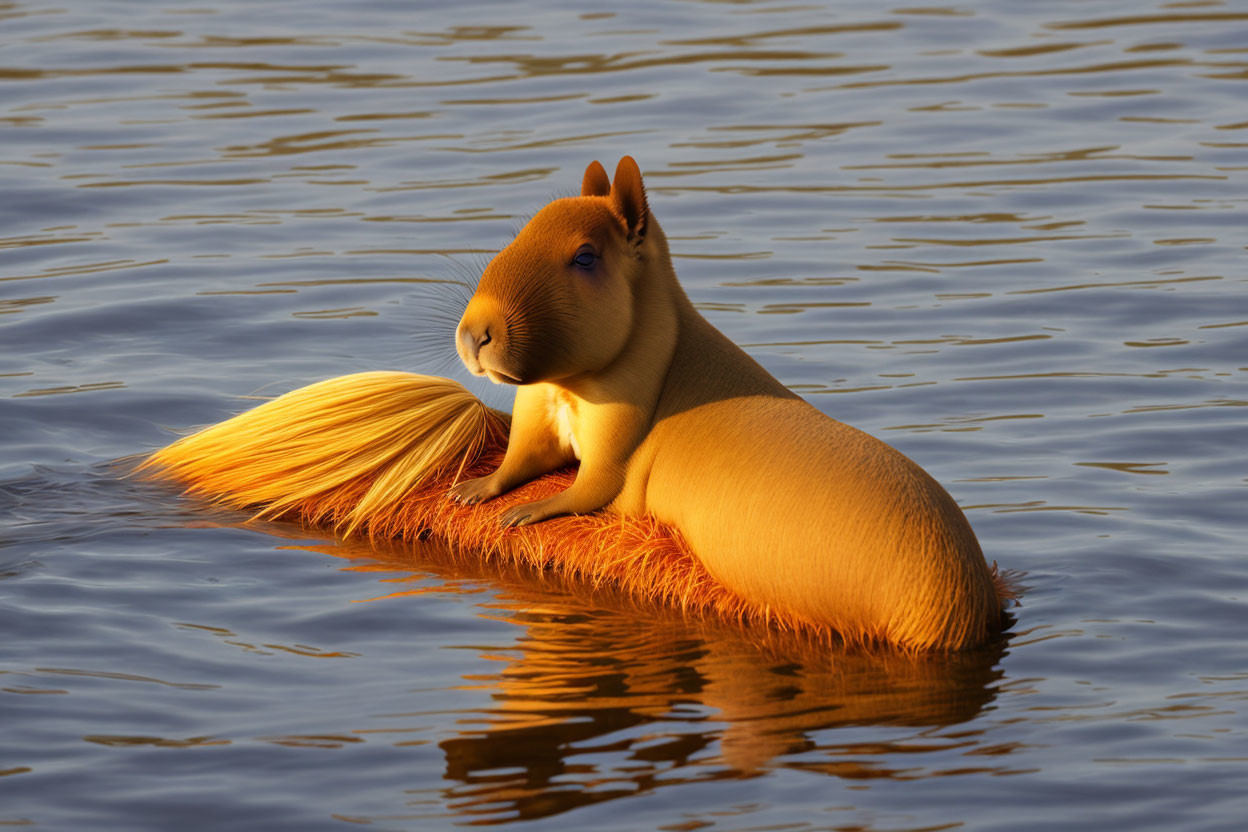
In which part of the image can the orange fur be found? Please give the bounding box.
[142,371,1020,651]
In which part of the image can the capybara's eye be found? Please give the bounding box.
[573,249,596,269]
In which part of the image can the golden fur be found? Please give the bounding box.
[449,157,1012,649]
[141,373,507,534]
[143,158,1019,651]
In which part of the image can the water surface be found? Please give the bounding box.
[2,1,1246,829]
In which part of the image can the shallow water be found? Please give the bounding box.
[2,0,1247,829]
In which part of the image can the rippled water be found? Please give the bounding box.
[2,1,1247,829]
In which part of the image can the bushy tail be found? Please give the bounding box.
[140,372,509,534]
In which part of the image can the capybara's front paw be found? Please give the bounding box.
[449,475,501,505]
[499,498,558,528]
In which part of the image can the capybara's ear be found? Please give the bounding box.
[610,156,648,241]
[581,160,610,197]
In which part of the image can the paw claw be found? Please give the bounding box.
[499,498,559,528]
[498,506,529,527]
[449,476,498,506]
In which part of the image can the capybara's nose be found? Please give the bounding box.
[456,322,491,366]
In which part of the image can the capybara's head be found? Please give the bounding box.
[455,156,650,385]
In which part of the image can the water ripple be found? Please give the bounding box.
[1,1,1246,830]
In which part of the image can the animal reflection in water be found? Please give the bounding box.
[309,536,1007,823]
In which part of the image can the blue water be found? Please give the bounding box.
[2,1,1246,829]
